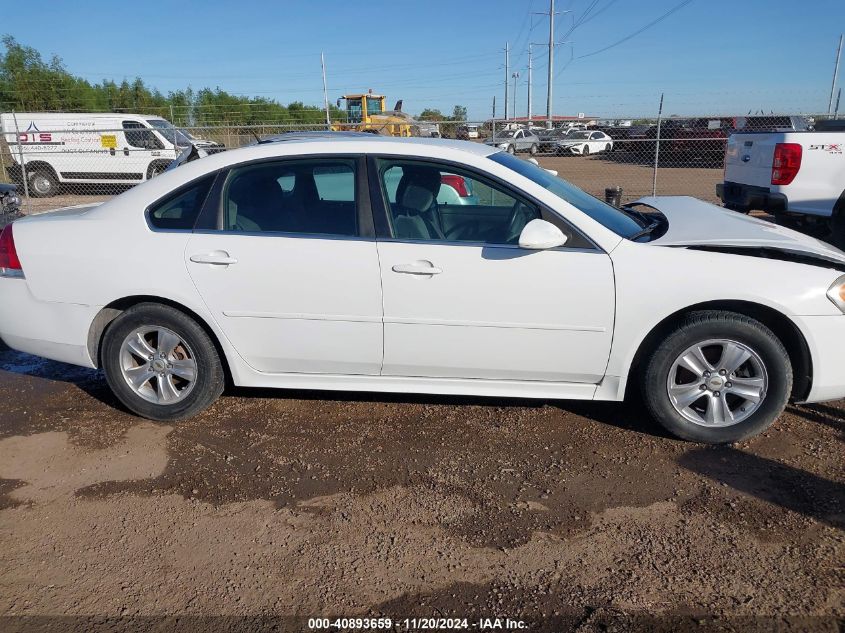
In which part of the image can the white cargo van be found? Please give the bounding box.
[1,112,222,197]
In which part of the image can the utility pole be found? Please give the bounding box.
[504,42,510,121]
[527,44,533,125]
[829,34,843,116]
[321,52,331,129]
[546,0,555,129]
[533,1,571,129]
[512,72,520,119]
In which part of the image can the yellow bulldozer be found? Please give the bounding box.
[332,90,420,137]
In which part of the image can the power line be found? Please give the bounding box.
[577,0,696,59]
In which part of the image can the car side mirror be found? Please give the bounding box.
[518,219,568,250]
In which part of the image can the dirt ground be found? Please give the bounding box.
[0,339,842,632]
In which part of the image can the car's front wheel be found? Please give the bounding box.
[641,311,792,443]
[507,144,516,155]
[102,303,225,421]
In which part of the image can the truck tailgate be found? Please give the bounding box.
[724,133,777,187]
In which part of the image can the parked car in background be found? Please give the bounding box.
[735,115,811,133]
[456,125,479,140]
[0,112,224,197]
[484,128,539,155]
[3,136,845,445]
[555,130,613,156]
[536,128,577,153]
[717,125,845,247]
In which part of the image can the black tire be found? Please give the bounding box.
[146,160,171,180]
[582,146,590,156]
[640,311,792,443]
[529,143,538,156]
[605,144,612,153]
[102,303,225,421]
[507,144,516,155]
[28,168,59,198]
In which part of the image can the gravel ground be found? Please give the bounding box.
[0,340,842,632]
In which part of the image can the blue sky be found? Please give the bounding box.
[6,0,844,120]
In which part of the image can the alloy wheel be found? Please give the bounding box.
[119,326,198,405]
[666,339,768,427]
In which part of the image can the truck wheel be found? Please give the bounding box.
[28,169,59,198]
[640,310,792,443]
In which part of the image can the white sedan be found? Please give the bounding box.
[1,136,844,444]
[556,130,613,155]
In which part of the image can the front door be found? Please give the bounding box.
[185,157,384,375]
[372,158,615,383]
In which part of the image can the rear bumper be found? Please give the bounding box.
[0,278,98,368]
[795,314,845,403]
[717,181,787,214]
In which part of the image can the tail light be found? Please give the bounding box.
[440,174,469,197]
[0,224,24,278]
[771,143,802,185]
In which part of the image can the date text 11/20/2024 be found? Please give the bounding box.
[307,617,528,630]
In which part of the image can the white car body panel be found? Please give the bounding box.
[184,232,384,375]
[376,241,614,382]
[1,136,844,408]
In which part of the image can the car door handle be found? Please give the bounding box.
[392,261,442,275]
[190,252,238,266]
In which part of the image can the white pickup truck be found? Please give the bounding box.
[717,119,845,248]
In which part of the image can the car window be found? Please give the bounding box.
[377,159,542,245]
[490,152,643,239]
[123,121,162,150]
[222,159,358,236]
[148,174,215,230]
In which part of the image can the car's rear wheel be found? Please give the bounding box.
[605,143,612,153]
[102,303,225,421]
[641,311,792,443]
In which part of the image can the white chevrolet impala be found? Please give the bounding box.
[1,136,844,443]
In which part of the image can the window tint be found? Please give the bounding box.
[148,174,215,230]
[223,159,358,236]
[123,121,162,149]
[378,159,541,245]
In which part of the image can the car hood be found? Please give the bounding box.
[638,196,845,266]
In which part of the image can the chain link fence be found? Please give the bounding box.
[0,113,824,216]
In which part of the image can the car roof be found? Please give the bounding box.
[242,134,499,157]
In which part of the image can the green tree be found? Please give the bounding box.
[451,105,467,121]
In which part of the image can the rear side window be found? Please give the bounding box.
[222,159,358,236]
[147,174,215,230]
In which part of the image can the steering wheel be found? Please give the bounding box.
[503,201,530,244]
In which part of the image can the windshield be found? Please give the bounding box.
[489,152,644,239]
[147,119,194,146]
[566,131,590,140]
[493,130,516,138]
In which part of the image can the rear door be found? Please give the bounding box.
[184,156,384,375]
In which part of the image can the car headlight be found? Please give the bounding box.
[827,275,845,313]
